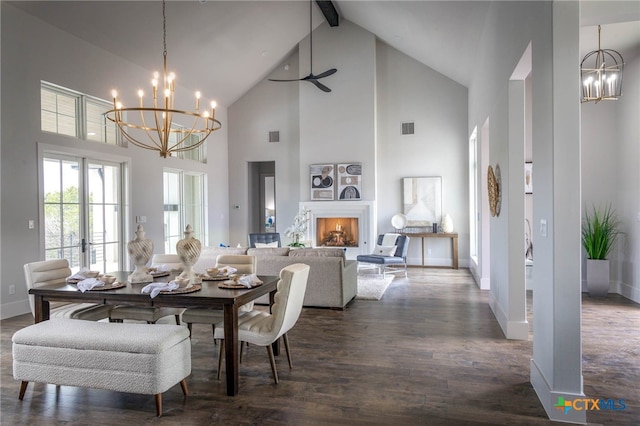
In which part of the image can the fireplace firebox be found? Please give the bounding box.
[316,217,358,247]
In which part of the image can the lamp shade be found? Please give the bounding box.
[391,213,407,230]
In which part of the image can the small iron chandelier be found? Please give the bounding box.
[106,0,221,158]
[581,25,624,103]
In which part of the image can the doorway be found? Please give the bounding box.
[248,161,276,234]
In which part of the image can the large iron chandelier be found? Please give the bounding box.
[581,25,624,103]
[106,0,221,158]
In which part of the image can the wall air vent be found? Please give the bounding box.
[269,131,280,143]
[401,122,415,135]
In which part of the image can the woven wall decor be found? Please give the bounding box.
[487,165,501,217]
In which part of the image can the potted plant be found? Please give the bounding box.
[285,208,311,248]
[581,204,622,297]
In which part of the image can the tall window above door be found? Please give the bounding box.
[163,169,206,253]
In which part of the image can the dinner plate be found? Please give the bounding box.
[202,274,229,281]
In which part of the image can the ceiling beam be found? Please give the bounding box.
[315,1,339,27]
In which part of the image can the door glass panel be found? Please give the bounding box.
[87,161,121,273]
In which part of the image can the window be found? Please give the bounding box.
[167,124,206,163]
[41,84,79,137]
[41,81,121,145]
[163,169,206,253]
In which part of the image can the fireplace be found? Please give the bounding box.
[316,217,359,247]
[302,201,374,258]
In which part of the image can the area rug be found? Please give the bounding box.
[356,275,394,300]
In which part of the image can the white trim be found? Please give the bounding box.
[0,300,31,320]
[531,359,586,424]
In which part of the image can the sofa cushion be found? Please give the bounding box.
[194,246,249,273]
[288,248,346,261]
[247,247,291,257]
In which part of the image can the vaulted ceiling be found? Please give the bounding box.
[8,1,640,107]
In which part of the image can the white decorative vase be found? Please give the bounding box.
[176,225,201,287]
[127,225,154,283]
[441,213,454,233]
[586,259,610,297]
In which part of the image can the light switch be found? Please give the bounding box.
[28,220,35,229]
[540,219,547,237]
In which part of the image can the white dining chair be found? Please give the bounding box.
[182,254,257,339]
[23,259,112,321]
[214,263,310,383]
[109,254,184,324]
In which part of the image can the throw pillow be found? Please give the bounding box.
[372,245,396,256]
[255,241,279,248]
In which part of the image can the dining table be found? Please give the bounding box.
[28,271,280,396]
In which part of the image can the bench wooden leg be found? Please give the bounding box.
[18,381,29,400]
[155,394,162,417]
[179,379,189,396]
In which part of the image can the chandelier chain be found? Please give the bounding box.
[162,0,167,57]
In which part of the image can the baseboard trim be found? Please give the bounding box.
[1,300,31,320]
[531,359,586,424]
[615,281,640,304]
[488,291,528,340]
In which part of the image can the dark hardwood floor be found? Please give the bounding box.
[1,268,638,425]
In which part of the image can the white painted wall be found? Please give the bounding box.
[582,52,640,302]
[298,21,377,206]
[376,41,469,267]
[0,4,230,318]
[228,48,301,247]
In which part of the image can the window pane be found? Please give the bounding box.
[61,161,79,203]
[41,110,57,133]
[43,159,61,203]
[88,164,104,204]
[58,115,77,137]
[62,204,81,247]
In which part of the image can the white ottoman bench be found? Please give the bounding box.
[12,318,191,416]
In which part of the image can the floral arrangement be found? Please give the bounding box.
[285,208,311,247]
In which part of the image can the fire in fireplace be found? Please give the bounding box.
[316,217,358,247]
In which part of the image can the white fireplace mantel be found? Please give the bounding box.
[301,201,375,259]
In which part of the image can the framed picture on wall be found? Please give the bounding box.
[525,162,533,194]
[337,163,362,200]
[402,176,442,226]
[310,164,335,200]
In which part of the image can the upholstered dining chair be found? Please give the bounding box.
[109,254,184,325]
[23,259,113,321]
[214,263,310,384]
[182,254,257,339]
[248,232,281,248]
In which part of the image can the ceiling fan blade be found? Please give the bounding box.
[268,78,304,82]
[309,79,331,92]
[312,68,337,79]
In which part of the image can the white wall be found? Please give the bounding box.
[582,52,640,302]
[376,41,469,266]
[0,4,230,318]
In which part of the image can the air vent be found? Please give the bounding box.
[401,122,415,135]
[268,131,280,143]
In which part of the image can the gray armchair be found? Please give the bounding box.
[356,234,410,277]
[248,232,281,248]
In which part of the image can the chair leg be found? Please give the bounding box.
[187,323,192,338]
[155,394,162,417]
[266,345,279,384]
[217,340,224,380]
[283,333,293,369]
[18,381,28,400]
[179,379,189,396]
[211,325,217,345]
[174,314,181,325]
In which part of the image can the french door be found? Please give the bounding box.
[42,154,124,272]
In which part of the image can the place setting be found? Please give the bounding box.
[66,268,126,292]
[202,266,236,281]
[140,276,201,298]
[219,273,263,289]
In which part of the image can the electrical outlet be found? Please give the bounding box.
[28,220,35,229]
[540,219,547,237]
[9,285,16,295]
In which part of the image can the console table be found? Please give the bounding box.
[399,232,458,269]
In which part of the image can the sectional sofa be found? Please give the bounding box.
[193,246,356,309]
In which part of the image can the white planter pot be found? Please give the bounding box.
[586,259,610,297]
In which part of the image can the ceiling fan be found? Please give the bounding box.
[269,0,337,92]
